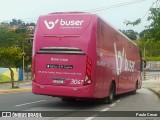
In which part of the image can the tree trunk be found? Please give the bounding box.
[9,68,14,88]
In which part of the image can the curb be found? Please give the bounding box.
[0,88,32,94]
[147,88,160,100]
[0,80,32,87]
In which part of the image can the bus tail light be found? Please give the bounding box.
[32,57,36,83]
[84,57,92,86]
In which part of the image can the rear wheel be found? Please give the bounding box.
[61,97,76,102]
[108,83,115,104]
[132,81,138,94]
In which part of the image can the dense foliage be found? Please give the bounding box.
[0,19,34,87]
[125,7,160,60]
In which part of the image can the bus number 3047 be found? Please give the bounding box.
[71,79,84,85]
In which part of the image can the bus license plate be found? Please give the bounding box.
[53,80,64,84]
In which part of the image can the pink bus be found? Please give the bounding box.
[32,12,142,103]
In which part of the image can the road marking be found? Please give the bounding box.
[15,100,46,107]
[85,101,119,120]
[85,114,98,120]
[116,99,120,103]
[85,117,95,120]
[101,107,110,111]
[110,103,116,107]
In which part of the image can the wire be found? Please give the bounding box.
[140,0,157,20]
[86,0,149,13]
[124,0,159,27]
[0,0,155,23]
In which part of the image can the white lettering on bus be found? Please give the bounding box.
[70,79,84,85]
[60,19,84,26]
[114,42,135,75]
[97,60,106,67]
[51,58,68,62]
[44,19,84,29]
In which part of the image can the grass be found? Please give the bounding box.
[0,75,11,83]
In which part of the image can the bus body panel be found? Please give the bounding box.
[96,18,141,96]
[32,82,94,98]
[32,12,97,98]
[32,12,141,99]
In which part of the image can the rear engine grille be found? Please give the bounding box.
[37,47,85,55]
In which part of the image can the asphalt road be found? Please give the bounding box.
[0,87,160,120]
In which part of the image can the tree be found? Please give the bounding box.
[10,19,25,26]
[0,27,29,88]
[0,47,24,88]
[125,7,160,41]
[15,28,27,34]
[0,27,18,47]
[139,29,150,38]
[0,19,33,85]
[0,25,31,66]
[29,22,36,26]
[0,21,10,28]
[124,6,160,60]
[15,31,31,67]
[146,8,160,41]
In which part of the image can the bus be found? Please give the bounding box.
[32,12,142,103]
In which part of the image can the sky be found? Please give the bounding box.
[0,0,155,32]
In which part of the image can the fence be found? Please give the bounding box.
[145,61,160,71]
[143,71,160,81]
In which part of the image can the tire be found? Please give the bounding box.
[108,83,115,104]
[132,81,138,94]
[61,97,76,102]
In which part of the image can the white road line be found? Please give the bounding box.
[101,107,110,111]
[116,100,120,103]
[85,114,98,120]
[85,101,120,120]
[15,100,46,107]
[85,117,95,120]
[110,103,116,107]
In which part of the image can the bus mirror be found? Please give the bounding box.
[144,60,146,68]
[140,59,146,71]
[143,59,146,69]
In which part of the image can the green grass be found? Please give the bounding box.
[0,75,11,83]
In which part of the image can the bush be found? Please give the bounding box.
[145,57,160,61]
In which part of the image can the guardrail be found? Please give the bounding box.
[142,71,160,81]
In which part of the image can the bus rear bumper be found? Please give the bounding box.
[32,82,94,98]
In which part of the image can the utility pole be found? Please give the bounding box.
[143,44,146,80]
[22,41,25,81]
[143,45,146,70]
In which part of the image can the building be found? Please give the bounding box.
[25,26,35,43]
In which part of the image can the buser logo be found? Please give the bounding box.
[44,19,84,29]
[114,42,135,75]
[44,19,59,29]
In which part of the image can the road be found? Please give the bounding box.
[0,86,160,120]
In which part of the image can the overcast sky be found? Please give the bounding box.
[0,0,154,32]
